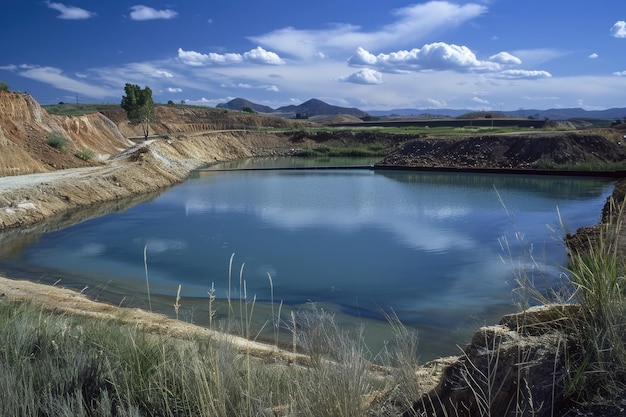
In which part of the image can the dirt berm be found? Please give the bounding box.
[378,130,626,169]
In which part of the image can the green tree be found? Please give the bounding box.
[121,84,155,139]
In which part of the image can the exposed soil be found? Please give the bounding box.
[379,131,626,169]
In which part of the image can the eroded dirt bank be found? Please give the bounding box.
[0,131,299,229]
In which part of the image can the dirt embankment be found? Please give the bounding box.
[0,91,132,176]
[0,130,303,229]
[379,131,626,169]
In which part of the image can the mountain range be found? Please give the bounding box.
[217,98,369,118]
[216,97,626,121]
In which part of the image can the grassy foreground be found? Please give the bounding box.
[0,297,426,416]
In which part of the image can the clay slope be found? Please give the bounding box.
[0,91,132,177]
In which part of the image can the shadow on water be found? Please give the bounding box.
[375,170,614,200]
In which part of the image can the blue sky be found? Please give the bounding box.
[2,0,626,111]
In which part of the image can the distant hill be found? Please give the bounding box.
[216,98,274,113]
[504,107,626,121]
[216,98,369,118]
[216,98,626,121]
[367,108,469,118]
[275,98,369,118]
[368,107,626,121]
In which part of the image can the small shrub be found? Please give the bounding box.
[75,148,95,161]
[0,81,9,92]
[47,131,67,151]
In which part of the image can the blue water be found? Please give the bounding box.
[0,162,614,359]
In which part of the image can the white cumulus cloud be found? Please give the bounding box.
[611,21,626,38]
[489,51,522,65]
[130,5,178,21]
[177,49,243,66]
[45,1,95,19]
[417,43,499,71]
[348,43,500,73]
[242,47,285,65]
[166,87,182,93]
[589,53,599,59]
[177,47,284,66]
[340,69,383,85]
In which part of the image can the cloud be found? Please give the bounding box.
[348,43,501,73]
[9,65,111,98]
[177,47,284,66]
[45,1,95,20]
[129,5,178,21]
[589,53,599,59]
[496,69,552,80]
[471,96,490,105]
[243,47,285,65]
[613,71,626,76]
[340,69,383,85]
[489,52,521,65]
[417,43,500,71]
[250,1,487,59]
[177,49,242,66]
[220,82,281,92]
[154,70,174,78]
[610,21,626,38]
[166,87,182,93]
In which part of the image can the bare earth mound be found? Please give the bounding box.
[379,131,626,169]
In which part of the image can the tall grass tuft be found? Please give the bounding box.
[564,196,626,401]
[495,188,626,411]
[143,245,152,312]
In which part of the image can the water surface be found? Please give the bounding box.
[0,160,614,359]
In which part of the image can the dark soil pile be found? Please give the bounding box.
[379,132,626,169]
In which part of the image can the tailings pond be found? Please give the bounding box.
[0,157,615,360]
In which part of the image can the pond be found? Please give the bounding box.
[0,158,615,360]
